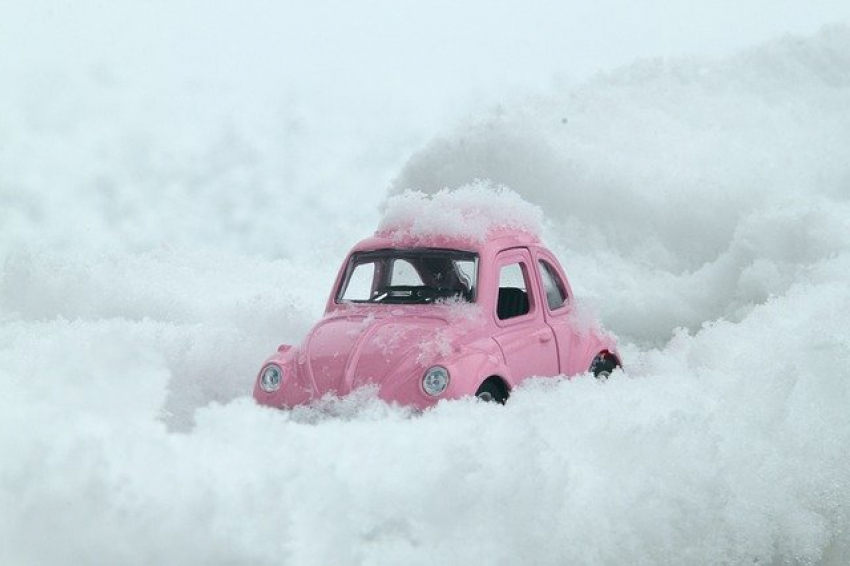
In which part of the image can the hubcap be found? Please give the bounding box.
[477,391,494,402]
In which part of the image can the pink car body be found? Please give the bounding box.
[253,228,620,410]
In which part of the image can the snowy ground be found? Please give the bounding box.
[2,3,850,564]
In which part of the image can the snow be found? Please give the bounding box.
[378,182,543,243]
[2,6,850,565]
[392,26,850,347]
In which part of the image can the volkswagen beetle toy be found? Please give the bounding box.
[254,224,620,409]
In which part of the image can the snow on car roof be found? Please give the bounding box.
[375,182,543,246]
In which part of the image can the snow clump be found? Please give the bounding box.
[377,181,543,244]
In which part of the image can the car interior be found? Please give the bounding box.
[497,287,530,320]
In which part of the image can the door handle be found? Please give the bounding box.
[537,330,553,343]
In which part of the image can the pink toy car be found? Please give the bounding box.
[253,227,620,409]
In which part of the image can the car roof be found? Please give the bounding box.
[351,228,542,255]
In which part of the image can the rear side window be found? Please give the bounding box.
[497,263,531,320]
[391,259,423,286]
[538,261,567,310]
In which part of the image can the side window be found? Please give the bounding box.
[340,261,376,301]
[497,263,531,320]
[390,259,423,286]
[455,259,476,290]
[538,261,567,310]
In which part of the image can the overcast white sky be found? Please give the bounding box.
[3,1,849,112]
[2,0,848,211]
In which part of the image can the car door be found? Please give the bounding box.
[492,248,559,381]
[533,248,584,376]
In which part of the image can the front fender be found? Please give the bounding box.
[444,349,512,397]
[252,346,314,408]
[378,338,510,409]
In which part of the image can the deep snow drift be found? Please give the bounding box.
[392,26,850,347]
[2,27,850,565]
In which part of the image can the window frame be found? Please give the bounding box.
[537,259,569,312]
[493,249,539,327]
[529,248,573,320]
[335,248,480,305]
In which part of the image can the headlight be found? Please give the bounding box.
[259,364,283,393]
[422,366,450,397]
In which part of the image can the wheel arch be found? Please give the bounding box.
[597,349,621,366]
[445,341,513,397]
[479,374,511,396]
[589,349,622,374]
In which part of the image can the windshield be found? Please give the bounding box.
[337,249,478,304]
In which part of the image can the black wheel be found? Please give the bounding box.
[475,378,508,404]
[590,352,619,380]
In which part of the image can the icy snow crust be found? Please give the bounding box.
[2,27,850,565]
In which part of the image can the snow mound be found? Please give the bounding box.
[2,24,850,566]
[391,26,850,346]
[377,181,543,244]
[2,270,849,563]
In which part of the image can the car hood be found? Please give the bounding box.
[298,308,477,396]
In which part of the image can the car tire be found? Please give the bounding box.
[590,352,619,380]
[475,379,508,404]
